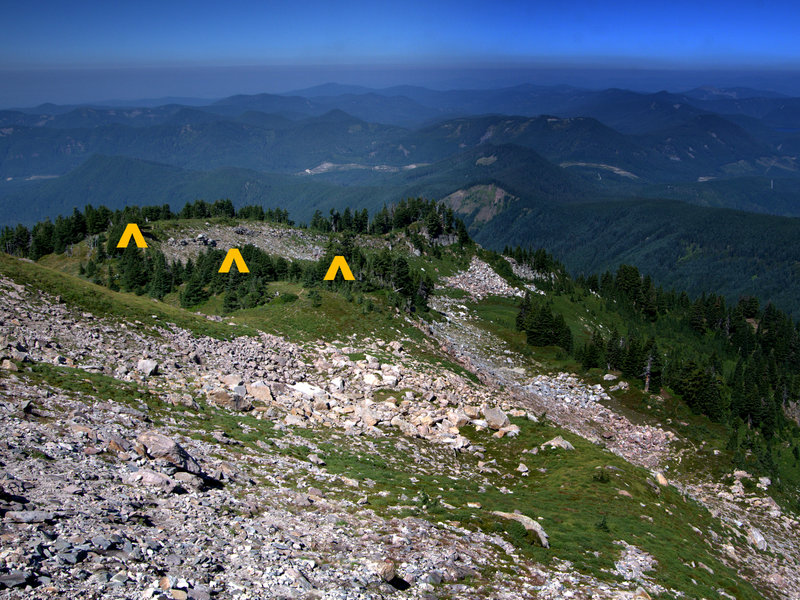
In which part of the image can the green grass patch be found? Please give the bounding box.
[0,254,246,339]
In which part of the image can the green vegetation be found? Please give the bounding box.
[470,197,800,318]
[0,253,243,339]
[316,417,762,599]
[8,356,765,597]
[468,247,800,511]
[1,198,474,323]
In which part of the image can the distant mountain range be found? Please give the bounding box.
[4,82,800,312]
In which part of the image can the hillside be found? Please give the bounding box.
[2,209,800,598]
[448,190,800,317]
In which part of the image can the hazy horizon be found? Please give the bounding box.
[4,0,800,108]
[3,64,800,109]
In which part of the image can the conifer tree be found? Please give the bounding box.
[181,272,209,307]
[148,251,171,300]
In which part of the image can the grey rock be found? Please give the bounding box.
[136,359,159,377]
[0,570,31,588]
[4,510,53,523]
[747,527,768,551]
[492,511,550,548]
[137,430,202,474]
[482,406,509,430]
[542,436,575,451]
[91,534,114,551]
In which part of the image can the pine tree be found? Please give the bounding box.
[148,251,170,300]
[516,293,532,331]
[392,256,412,297]
[456,220,470,245]
[425,208,443,238]
[222,288,240,314]
[180,272,209,308]
[29,220,55,260]
[605,327,623,371]
[119,246,148,293]
[690,298,706,333]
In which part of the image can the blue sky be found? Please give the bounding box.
[2,0,800,105]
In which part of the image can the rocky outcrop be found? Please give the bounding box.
[492,511,550,548]
[136,431,203,475]
[438,257,524,300]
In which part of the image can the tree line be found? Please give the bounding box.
[510,247,800,478]
[2,199,469,316]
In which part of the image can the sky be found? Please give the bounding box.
[2,0,800,106]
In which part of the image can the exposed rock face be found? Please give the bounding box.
[483,406,510,430]
[438,257,525,300]
[137,431,202,475]
[492,511,549,548]
[542,436,575,451]
[748,527,768,551]
[136,359,159,376]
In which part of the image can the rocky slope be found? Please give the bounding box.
[0,253,797,599]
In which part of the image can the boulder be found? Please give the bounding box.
[124,469,179,493]
[284,414,305,427]
[747,527,768,551]
[137,431,202,474]
[221,374,243,389]
[363,373,381,386]
[500,424,521,437]
[290,382,327,399]
[4,510,53,523]
[375,559,395,582]
[360,404,379,427]
[173,471,204,490]
[308,454,326,466]
[492,511,549,548]
[0,359,18,372]
[0,570,32,589]
[448,409,470,428]
[483,406,509,430]
[247,382,274,402]
[542,436,574,451]
[136,359,159,377]
[207,390,252,412]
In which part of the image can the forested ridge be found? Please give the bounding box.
[0,198,468,316]
[507,246,800,497]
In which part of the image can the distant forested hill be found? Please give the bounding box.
[4,83,800,314]
[460,196,800,316]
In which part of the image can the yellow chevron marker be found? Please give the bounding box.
[218,248,250,273]
[116,223,148,248]
[324,255,355,281]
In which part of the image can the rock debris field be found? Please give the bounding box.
[0,262,798,599]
